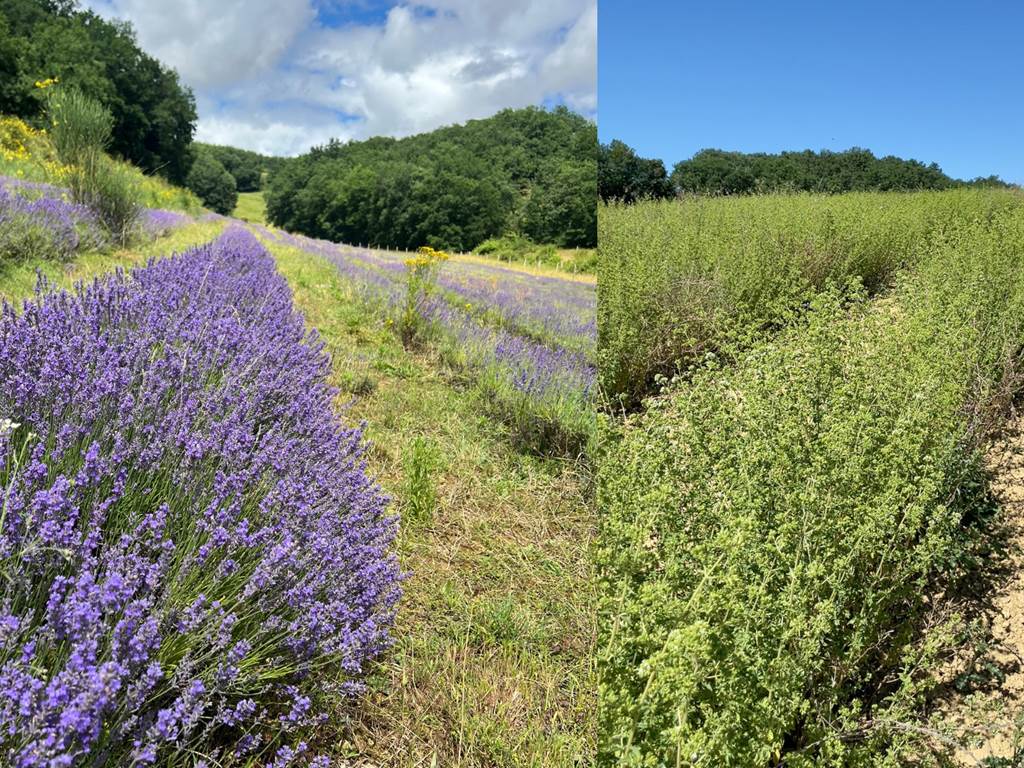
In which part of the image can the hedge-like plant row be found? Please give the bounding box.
[0,227,400,766]
[598,189,1022,407]
[597,203,1024,765]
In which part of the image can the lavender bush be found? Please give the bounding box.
[141,208,191,239]
[0,185,107,264]
[0,227,400,765]
[0,176,191,265]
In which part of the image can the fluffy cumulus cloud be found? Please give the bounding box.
[81,0,596,156]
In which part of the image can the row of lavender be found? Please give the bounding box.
[0,227,400,766]
[0,175,190,263]
[257,226,596,455]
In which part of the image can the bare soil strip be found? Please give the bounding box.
[950,414,1024,764]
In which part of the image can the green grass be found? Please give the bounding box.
[264,240,596,767]
[233,191,267,224]
[0,219,224,303]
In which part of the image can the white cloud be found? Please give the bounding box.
[80,0,596,156]
[84,0,315,88]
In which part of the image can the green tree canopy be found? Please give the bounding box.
[194,142,285,192]
[266,106,597,250]
[0,0,197,183]
[186,149,237,215]
[598,140,673,202]
[670,147,1016,195]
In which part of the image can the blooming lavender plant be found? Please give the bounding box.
[140,208,191,238]
[256,226,597,361]
[0,227,400,765]
[0,184,108,263]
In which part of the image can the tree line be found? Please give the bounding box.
[1,2,597,246]
[599,141,1016,201]
[0,0,278,213]
[266,106,597,251]
[0,0,196,184]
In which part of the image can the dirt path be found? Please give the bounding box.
[951,415,1024,764]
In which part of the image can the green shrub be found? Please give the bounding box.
[89,156,143,244]
[47,87,113,171]
[473,234,596,273]
[46,88,142,243]
[474,234,555,263]
[186,149,238,215]
[598,190,1023,407]
[404,435,440,524]
[400,246,448,347]
[597,207,1024,766]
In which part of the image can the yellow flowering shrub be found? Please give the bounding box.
[400,245,450,345]
[403,245,450,271]
[0,116,63,182]
[0,111,201,214]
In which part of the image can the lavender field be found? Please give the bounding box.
[257,227,597,456]
[1,226,401,765]
[0,166,597,765]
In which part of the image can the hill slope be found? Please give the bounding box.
[266,106,597,251]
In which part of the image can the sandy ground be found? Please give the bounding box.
[948,416,1024,764]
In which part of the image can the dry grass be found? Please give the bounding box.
[266,240,596,767]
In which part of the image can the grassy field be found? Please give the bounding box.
[597,191,1024,766]
[233,190,267,224]
[262,237,596,766]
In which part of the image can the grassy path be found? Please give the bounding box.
[233,191,267,224]
[266,240,596,767]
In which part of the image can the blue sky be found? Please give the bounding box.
[85,1,595,156]
[599,0,1024,184]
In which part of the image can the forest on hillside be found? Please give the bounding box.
[0,0,196,183]
[183,143,286,215]
[194,143,286,193]
[266,106,598,251]
[599,140,1016,201]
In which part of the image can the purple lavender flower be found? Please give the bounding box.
[0,227,399,765]
[141,208,190,238]
[250,225,597,414]
[0,183,108,261]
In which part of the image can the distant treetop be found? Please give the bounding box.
[598,140,673,202]
[600,141,1016,200]
[671,147,1016,196]
[192,143,286,193]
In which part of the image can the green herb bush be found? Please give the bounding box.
[598,190,1022,407]
[46,87,142,243]
[597,204,1024,766]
